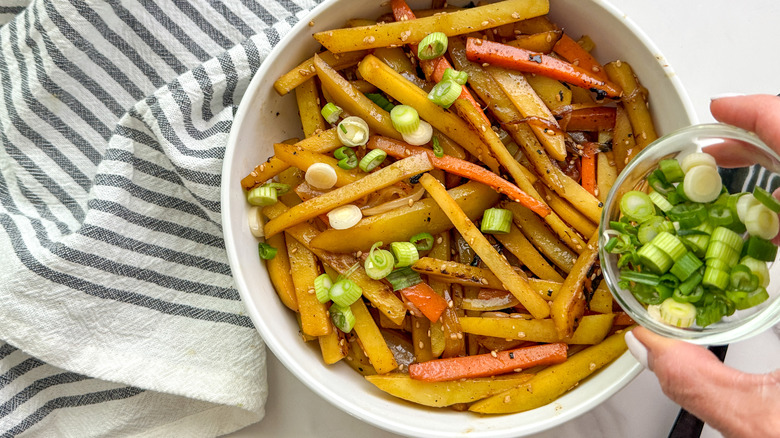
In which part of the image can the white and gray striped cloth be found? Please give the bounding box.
[0,0,320,436]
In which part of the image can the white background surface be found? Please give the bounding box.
[226,0,780,436]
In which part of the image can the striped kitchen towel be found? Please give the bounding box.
[0,0,319,436]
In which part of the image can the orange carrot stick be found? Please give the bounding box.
[580,142,598,196]
[552,33,609,82]
[400,282,448,322]
[465,38,622,99]
[565,107,616,132]
[390,0,490,124]
[409,342,568,381]
[367,135,550,217]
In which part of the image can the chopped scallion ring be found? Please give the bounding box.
[247,185,278,206]
[305,162,338,189]
[619,190,655,223]
[328,278,363,307]
[366,93,395,112]
[359,149,387,172]
[442,68,468,85]
[321,102,343,124]
[385,266,422,291]
[334,146,358,170]
[432,136,444,158]
[314,273,333,303]
[391,241,419,267]
[659,297,696,327]
[428,79,462,108]
[330,304,356,333]
[409,232,434,251]
[736,193,761,223]
[680,152,717,173]
[480,208,512,234]
[390,105,420,135]
[327,204,363,230]
[258,242,277,260]
[337,116,370,146]
[682,165,722,203]
[753,186,780,213]
[745,203,780,240]
[402,120,433,146]
[417,32,448,60]
[364,242,394,280]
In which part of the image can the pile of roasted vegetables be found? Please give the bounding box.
[242,0,659,414]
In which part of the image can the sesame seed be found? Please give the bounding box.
[511,12,520,19]
[419,341,425,349]
[481,20,489,26]
[504,395,512,403]
[546,34,552,42]
[573,60,580,66]
[589,362,597,371]
[250,171,257,177]
[308,20,314,27]
[448,300,454,308]
[616,60,622,67]
[490,350,498,357]
[592,66,600,72]
[480,278,489,285]
[456,333,463,339]
[517,332,525,337]
[436,236,443,244]
[482,63,490,67]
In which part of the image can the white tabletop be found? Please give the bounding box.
[227,1,780,436]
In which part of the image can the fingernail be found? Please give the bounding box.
[711,93,744,100]
[625,331,649,369]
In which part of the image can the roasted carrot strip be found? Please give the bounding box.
[367,135,550,217]
[564,107,616,132]
[400,282,449,323]
[552,33,609,82]
[465,38,621,99]
[390,0,491,125]
[580,142,598,196]
[408,342,568,382]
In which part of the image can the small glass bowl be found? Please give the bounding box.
[599,123,780,345]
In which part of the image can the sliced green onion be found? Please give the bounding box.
[736,193,761,223]
[247,185,278,206]
[637,216,673,244]
[330,304,356,332]
[620,270,661,286]
[753,186,780,213]
[636,243,672,274]
[650,232,687,261]
[707,204,735,227]
[647,170,674,195]
[683,165,722,203]
[366,93,395,112]
[385,266,422,291]
[740,255,770,287]
[428,79,462,108]
[659,158,684,183]
[673,284,704,303]
[744,236,777,262]
[359,149,387,172]
[668,203,707,229]
[648,190,674,212]
[258,242,277,260]
[418,32,448,60]
[729,264,759,292]
[659,297,696,328]
[745,203,780,240]
[702,266,729,290]
[334,146,358,170]
[432,136,444,158]
[442,68,468,85]
[729,287,769,310]
[391,241,419,267]
[409,232,434,251]
[680,152,717,173]
[390,105,421,135]
[620,190,656,223]
[329,278,363,307]
[402,120,434,146]
[677,271,704,296]
[669,251,703,281]
[480,208,512,234]
[327,204,363,230]
[321,102,343,124]
[705,241,739,267]
[365,242,394,280]
[305,162,338,189]
[711,226,743,252]
[314,273,333,303]
[337,116,370,146]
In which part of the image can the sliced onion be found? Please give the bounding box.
[745,203,780,240]
[327,204,363,230]
[362,186,425,215]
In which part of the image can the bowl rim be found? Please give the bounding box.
[599,123,780,345]
[221,0,697,436]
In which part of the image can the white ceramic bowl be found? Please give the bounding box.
[221,1,696,436]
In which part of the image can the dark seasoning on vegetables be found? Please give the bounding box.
[241,0,670,414]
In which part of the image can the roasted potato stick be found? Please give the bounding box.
[264,153,433,237]
[494,223,563,281]
[273,143,366,187]
[274,50,367,95]
[551,230,600,338]
[420,174,551,319]
[486,65,567,161]
[366,373,534,407]
[502,201,577,271]
[295,78,327,137]
[309,181,499,253]
[345,335,377,376]
[241,128,341,190]
[319,322,348,364]
[525,73,572,112]
[351,298,399,374]
[459,314,614,344]
[597,150,618,203]
[357,55,500,171]
[589,281,614,314]
[264,203,407,325]
[313,0,549,53]
[604,60,657,149]
[266,232,298,311]
[287,238,330,337]
[506,30,562,53]
[412,316,435,363]
[469,328,630,413]
[535,184,597,238]
[612,104,638,172]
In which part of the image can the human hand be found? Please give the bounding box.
[622,94,780,438]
